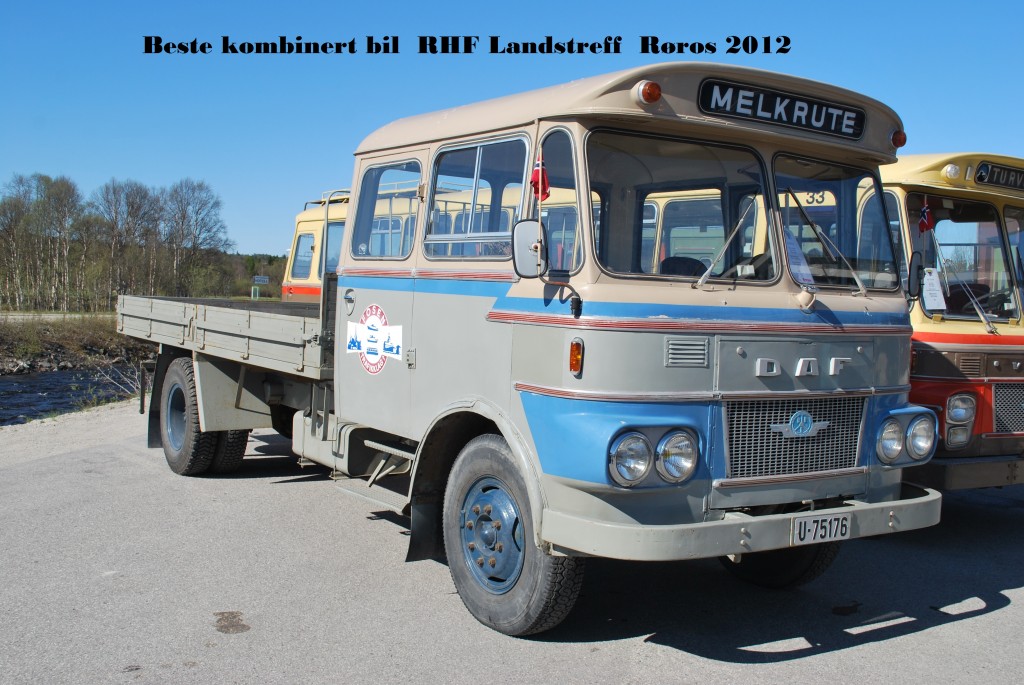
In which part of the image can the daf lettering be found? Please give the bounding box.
[756,356,850,377]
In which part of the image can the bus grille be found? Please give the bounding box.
[993,384,1024,433]
[725,397,864,479]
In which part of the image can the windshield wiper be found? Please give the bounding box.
[784,187,867,297]
[694,197,755,289]
[928,230,998,335]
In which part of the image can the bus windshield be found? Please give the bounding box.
[587,131,775,281]
[906,193,1018,319]
[775,155,899,291]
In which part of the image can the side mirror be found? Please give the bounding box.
[906,250,924,300]
[512,219,548,279]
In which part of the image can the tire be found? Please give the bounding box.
[159,357,216,476]
[719,541,841,589]
[210,429,251,474]
[270,405,295,439]
[442,434,584,636]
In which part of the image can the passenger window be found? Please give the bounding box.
[425,139,526,259]
[291,233,315,279]
[351,161,420,259]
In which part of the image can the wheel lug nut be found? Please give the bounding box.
[468,542,475,551]
[493,520,501,530]
[484,505,492,515]
[472,505,480,514]
[476,557,484,567]
[466,520,474,529]
[496,543,503,552]
[488,557,496,567]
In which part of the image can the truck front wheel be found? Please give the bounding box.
[719,541,841,589]
[159,357,216,476]
[442,434,584,636]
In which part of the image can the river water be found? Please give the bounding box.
[0,367,138,426]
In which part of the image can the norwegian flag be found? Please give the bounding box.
[530,158,550,201]
[919,196,936,232]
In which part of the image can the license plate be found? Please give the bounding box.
[791,513,851,546]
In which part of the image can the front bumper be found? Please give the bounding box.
[910,454,1024,490]
[540,483,941,561]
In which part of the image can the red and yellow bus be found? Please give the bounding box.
[882,153,1024,488]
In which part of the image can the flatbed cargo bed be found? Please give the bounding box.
[116,295,333,380]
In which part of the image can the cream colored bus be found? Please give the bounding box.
[882,153,1024,488]
[281,191,349,302]
[120,63,942,635]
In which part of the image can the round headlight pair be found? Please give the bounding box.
[877,415,935,463]
[609,430,698,487]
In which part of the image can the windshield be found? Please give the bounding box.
[587,131,775,281]
[907,193,1019,320]
[775,155,898,291]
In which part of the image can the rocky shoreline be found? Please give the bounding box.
[0,315,157,376]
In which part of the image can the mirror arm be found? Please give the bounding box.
[541,276,583,318]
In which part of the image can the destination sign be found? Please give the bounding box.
[698,79,865,140]
[975,161,1024,192]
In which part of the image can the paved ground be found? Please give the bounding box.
[2,401,1023,684]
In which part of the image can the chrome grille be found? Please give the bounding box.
[725,397,864,479]
[993,384,1024,432]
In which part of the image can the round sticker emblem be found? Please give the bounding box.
[358,304,388,375]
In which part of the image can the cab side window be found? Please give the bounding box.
[425,139,526,259]
[351,161,420,259]
[290,233,315,279]
[535,130,581,272]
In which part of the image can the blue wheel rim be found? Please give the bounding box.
[166,382,186,452]
[460,476,525,594]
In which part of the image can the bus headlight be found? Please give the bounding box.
[906,415,936,460]
[655,431,699,483]
[608,432,653,486]
[877,419,904,463]
[946,394,976,424]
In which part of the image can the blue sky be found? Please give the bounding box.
[1,1,1020,255]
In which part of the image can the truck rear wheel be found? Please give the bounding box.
[210,429,251,474]
[159,357,216,476]
[719,541,841,589]
[442,434,584,636]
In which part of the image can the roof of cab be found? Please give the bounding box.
[881,153,1024,183]
[356,61,903,156]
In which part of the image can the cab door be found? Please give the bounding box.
[336,155,423,438]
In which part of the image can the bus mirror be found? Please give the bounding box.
[907,250,924,300]
[512,220,549,279]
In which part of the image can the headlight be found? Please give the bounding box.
[655,431,699,483]
[946,394,976,424]
[906,415,935,460]
[947,425,971,447]
[608,432,653,486]
[877,418,903,463]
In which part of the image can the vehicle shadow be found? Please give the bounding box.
[212,430,333,483]
[536,487,1024,660]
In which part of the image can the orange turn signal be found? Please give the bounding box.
[569,338,584,377]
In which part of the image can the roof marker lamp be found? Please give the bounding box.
[634,80,662,106]
[891,129,907,149]
[609,432,653,487]
[942,164,962,181]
